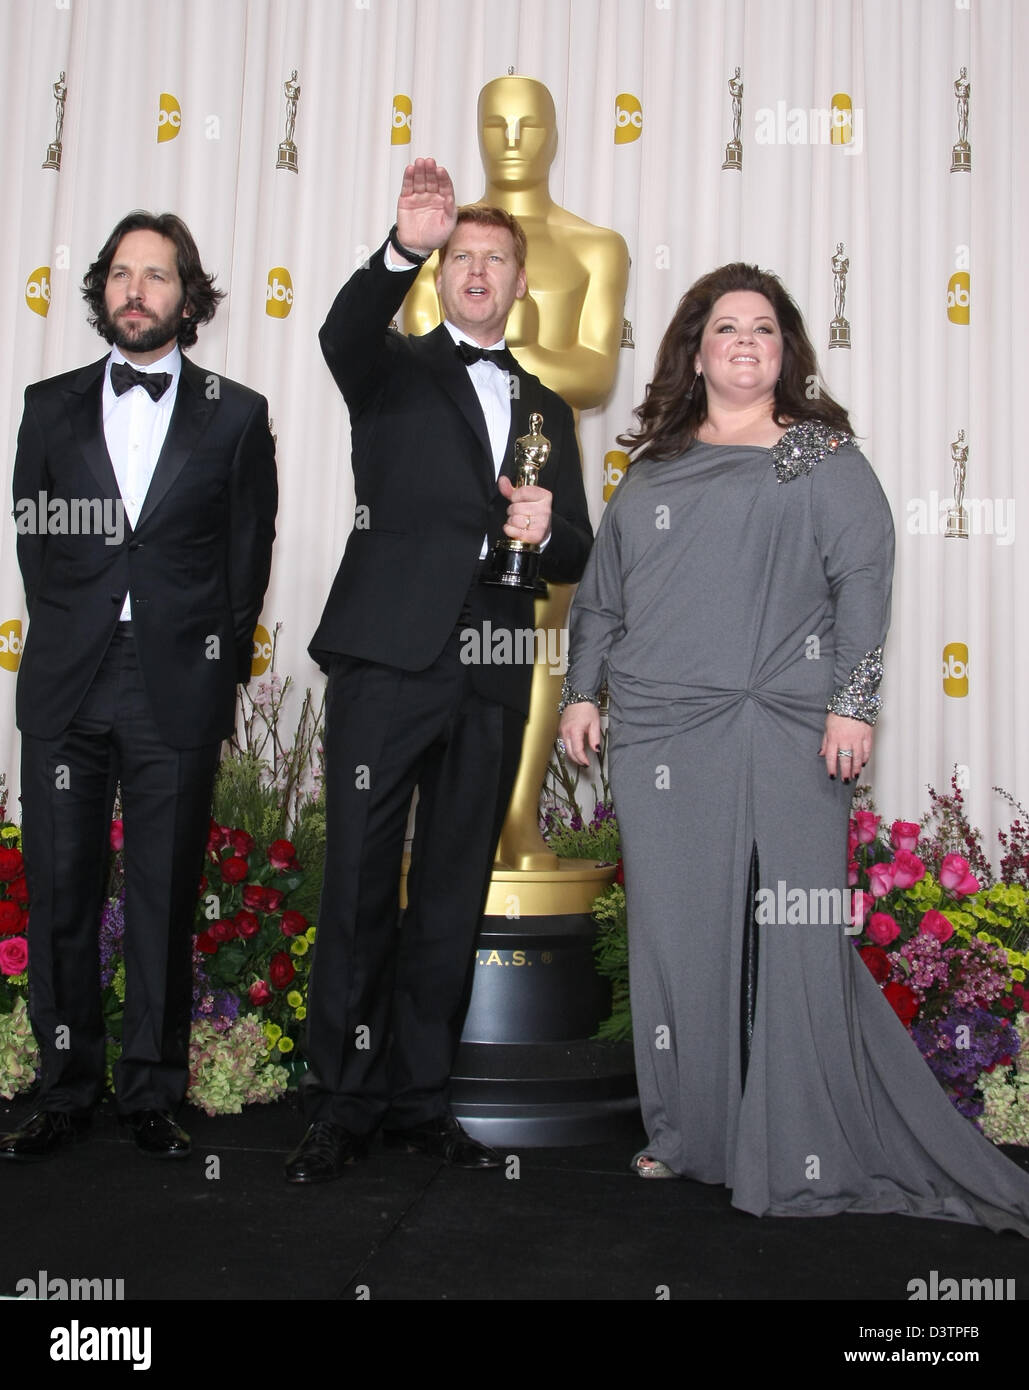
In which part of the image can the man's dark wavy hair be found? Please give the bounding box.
[619,262,853,462]
[82,210,225,348]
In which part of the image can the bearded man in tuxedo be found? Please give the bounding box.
[0,211,277,1162]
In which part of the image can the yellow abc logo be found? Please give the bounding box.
[614,93,643,144]
[0,619,23,672]
[157,92,182,143]
[947,271,970,324]
[942,641,969,697]
[391,94,412,145]
[265,267,294,318]
[603,450,629,502]
[251,623,273,677]
[25,267,51,317]
[830,92,853,145]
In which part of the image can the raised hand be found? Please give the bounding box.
[395,158,457,257]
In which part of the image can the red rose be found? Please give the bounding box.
[230,829,255,857]
[220,856,249,884]
[207,819,225,853]
[279,910,308,937]
[234,910,261,938]
[867,912,900,947]
[0,935,28,975]
[918,909,954,944]
[269,951,295,989]
[7,876,29,906]
[195,931,218,955]
[859,945,892,984]
[0,847,24,880]
[883,982,919,1026]
[263,888,284,912]
[242,884,268,911]
[209,919,236,943]
[109,819,124,852]
[0,900,22,935]
[890,821,920,853]
[248,979,272,1006]
[268,839,297,872]
[614,859,625,886]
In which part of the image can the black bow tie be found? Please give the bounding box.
[111,361,172,401]
[455,341,509,369]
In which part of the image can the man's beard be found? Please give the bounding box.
[104,294,187,354]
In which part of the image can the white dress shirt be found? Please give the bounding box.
[102,344,181,619]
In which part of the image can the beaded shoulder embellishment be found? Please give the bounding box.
[770,421,852,484]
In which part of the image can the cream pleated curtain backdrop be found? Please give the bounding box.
[0,0,1023,853]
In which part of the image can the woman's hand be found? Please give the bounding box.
[558,701,601,767]
[820,713,873,781]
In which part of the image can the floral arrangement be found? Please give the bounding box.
[0,648,327,1115]
[564,771,1029,1144]
[849,778,1028,1140]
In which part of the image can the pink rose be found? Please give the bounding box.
[847,859,859,887]
[0,935,28,975]
[867,912,900,946]
[248,979,272,1006]
[853,810,881,845]
[890,849,926,890]
[938,853,980,897]
[867,861,896,899]
[890,821,920,853]
[109,818,124,852]
[919,909,954,943]
[848,890,875,931]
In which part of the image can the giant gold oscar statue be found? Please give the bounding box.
[405,78,634,1144]
[405,76,629,894]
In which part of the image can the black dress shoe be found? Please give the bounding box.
[382,1115,502,1169]
[120,1109,191,1158]
[285,1121,368,1184]
[0,1109,91,1162]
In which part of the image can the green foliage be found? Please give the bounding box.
[547,817,620,863]
[591,884,632,1041]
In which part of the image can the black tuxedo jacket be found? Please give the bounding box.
[311,239,593,713]
[13,353,277,748]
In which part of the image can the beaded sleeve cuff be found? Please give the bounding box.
[558,679,600,714]
[827,647,884,725]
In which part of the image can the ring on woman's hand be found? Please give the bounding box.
[837,749,853,758]
[524,515,531,529]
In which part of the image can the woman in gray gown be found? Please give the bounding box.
[559,263,1029,1233]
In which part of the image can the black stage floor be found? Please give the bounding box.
[2,1094,1028,1366]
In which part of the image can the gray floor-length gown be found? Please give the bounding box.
[566,423,1029,1233]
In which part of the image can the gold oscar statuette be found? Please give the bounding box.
[482,413,550,592]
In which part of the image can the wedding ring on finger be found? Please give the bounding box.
[523,515,531,529]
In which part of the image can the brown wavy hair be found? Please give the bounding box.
[82,210,225,349]
[619,263,853,462]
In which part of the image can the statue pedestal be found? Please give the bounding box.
[404,858,639,1145]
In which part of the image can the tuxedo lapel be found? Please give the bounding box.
[135,356,216,531]
[412,326,495,495]
[62,358,121,503]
